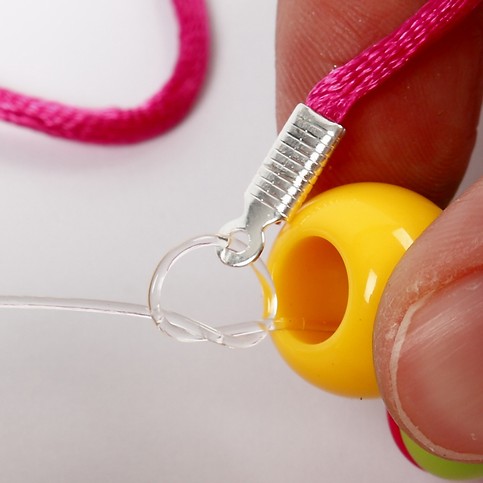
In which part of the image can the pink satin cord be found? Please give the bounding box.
[0,0,209,144]
[0,0,479,143]
[306,0,481,123]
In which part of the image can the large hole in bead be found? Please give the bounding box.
[275,237,348,344]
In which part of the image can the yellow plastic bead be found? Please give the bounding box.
[268,183,441,398]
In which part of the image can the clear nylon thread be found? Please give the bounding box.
[0,0,209,144]
[306,0,481,123]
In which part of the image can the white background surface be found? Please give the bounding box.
[0,1,480,482]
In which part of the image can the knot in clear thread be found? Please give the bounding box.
[148,235,278,349]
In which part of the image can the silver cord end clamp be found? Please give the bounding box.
[218,104,344,267]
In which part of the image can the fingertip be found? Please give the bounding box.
[375,178,483,462]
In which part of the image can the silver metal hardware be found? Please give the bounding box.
[218,104,344,267]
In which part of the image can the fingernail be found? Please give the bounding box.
[390,271,483,462]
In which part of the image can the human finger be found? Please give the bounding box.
[374,178,483,462]
[276,0,483,207]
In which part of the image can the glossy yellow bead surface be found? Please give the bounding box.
[268,183,441,398]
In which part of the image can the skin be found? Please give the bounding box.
[276,0,483,462]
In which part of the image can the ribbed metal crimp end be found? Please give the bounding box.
[248,104,344,220]
[218,104,344,267]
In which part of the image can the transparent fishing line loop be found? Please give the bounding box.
[148,234,278,349]
[0,236,277,349]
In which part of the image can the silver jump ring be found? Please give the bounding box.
[148,234,278,348]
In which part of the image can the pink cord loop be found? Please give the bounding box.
[0,0,210,144]
[306,0,481,123]
[0,0,479,143]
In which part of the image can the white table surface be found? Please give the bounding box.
[0,1,480,482]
